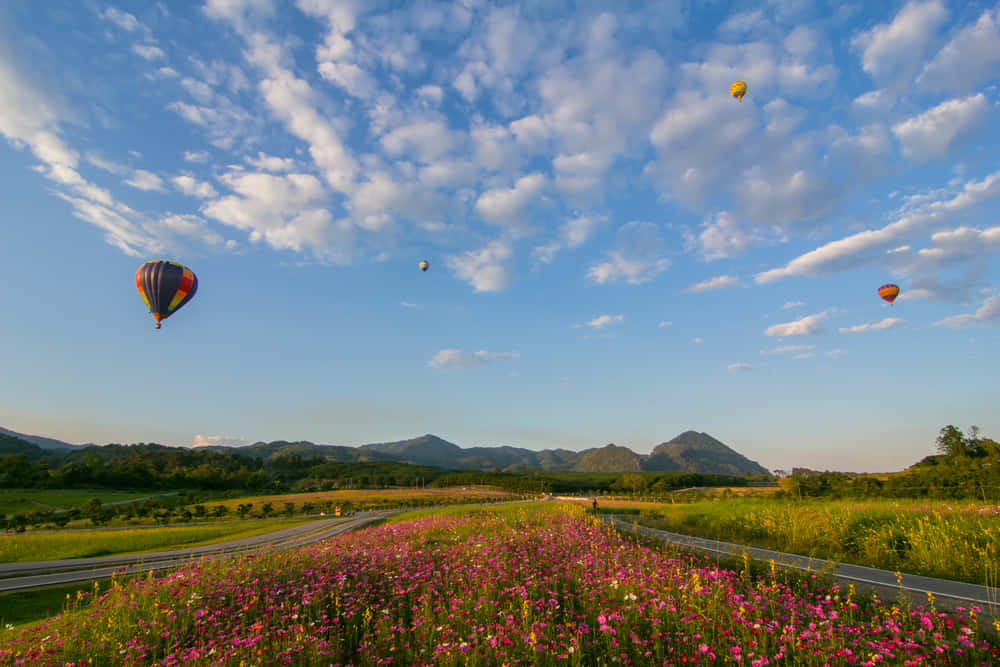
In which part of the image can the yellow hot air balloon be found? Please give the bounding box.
[730,80,748,101]
[419,260,429,272]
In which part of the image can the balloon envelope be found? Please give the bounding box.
[136,260,198,328]
[419,260,429,272]
[878,283,900,304]
[730,80,747,100]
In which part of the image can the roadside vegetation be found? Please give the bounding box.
[0,516,318,563]
[1,503,995,665]
[620,497,1000,587]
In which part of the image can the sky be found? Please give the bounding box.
[0,0,998,473]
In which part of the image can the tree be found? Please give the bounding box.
[936,425,967,458]
[82,497,104,526]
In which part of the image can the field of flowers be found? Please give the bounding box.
[627,498,1000,586]
[1,503,997,665]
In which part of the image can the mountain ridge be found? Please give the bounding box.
[1,427,770,476]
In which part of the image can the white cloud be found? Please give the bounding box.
[532,215,603,263]
[761,344,816,355]
[917,8,1000,93]
[446,238,514,292]
[104,7,139,31]
[851,0,949,86]
[695,211,756,260]
[782,300,804,309]
[124,169,165,191]
[427,348,520,368]
[184,150,211,163]
[892,94,989,162]
[192,434,249,448]
[907,225,1000,271]
[133,44,165,60]
[475,173,546,226]
[239,32,357,193]
[692,337,703,344]
[839,317,904,333]
[583,314,623,329]
[400,301,423,310]
[202,170,352,259]
[381,119,460,163]
[828,348,848,358]
[167,100,255,149]
[157,213,224,246]
[658,321,672,328]
[587,221,670,285]
[245,152,296,172]
[318,61,378,99]
[764,312,826,337]
[172,175,218,199]
[756,170,1000,282]
[685,275,739,292]
[728,363,754,372]
[934,295,1000,329]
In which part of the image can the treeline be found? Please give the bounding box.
[0,433,769,494]
[782,425,1000,501]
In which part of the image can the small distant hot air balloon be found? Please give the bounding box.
[136,260,198,329]
[878,283,900,306]
[730,80,748,101]
[419,260,429,272]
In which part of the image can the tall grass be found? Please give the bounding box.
[0,517,315,563]
[634,498,1000,585]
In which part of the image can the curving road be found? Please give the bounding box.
[606,516,1000,620]
[0,511,394,593]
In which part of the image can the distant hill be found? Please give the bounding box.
[0,432,49,460]
[231,431,770,476]
[0,427,91,451]
[0,426,771,477]
[644,431,770,476]
[575,444,643,472]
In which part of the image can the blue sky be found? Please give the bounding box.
[1,0,998,473]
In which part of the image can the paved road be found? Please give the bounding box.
[606,516,1000,619]
[0,511,393,592]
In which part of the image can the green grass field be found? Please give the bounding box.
[0,489,171,517]
[0,517,318,563]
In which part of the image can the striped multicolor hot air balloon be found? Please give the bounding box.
[136,260,198,329]
[878,283,900,305]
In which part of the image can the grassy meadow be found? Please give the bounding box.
[1,502,996,665]
[0,489,169,517]
[604,497,1000,587]
[0,517,317,563]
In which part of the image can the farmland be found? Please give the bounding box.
[1,502,996,665]
[600,497,1000,587]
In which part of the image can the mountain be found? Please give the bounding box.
[360,434,464,467]
[0,427,92,451]
[574,444,643,472]
[0,431,50,460]
[0,426,771,476]
[644,431,770,476]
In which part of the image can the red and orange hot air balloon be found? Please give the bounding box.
[136,260,198,329]
[878,283,900,306]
